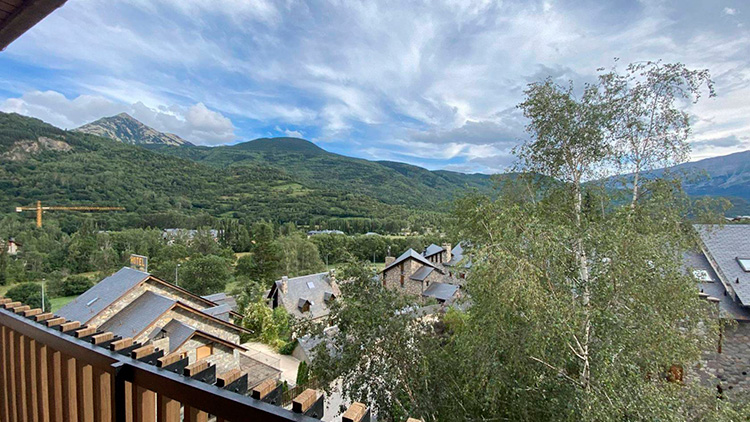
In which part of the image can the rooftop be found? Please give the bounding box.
[695,224,750,306]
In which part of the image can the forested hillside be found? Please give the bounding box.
[145,137,495,208]
[0,112,439,232]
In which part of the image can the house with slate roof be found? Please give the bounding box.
[58,267,279,383]
[381,244,465,303]
[687,224,750,393]
[267,271,341,320]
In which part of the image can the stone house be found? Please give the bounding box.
[381,247,461,303]
[687,224,750,393]
[57,267,279,382]
[267,271,341,321]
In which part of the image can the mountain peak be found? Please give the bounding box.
[75,113,192,146]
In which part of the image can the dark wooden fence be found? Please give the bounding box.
[0,297,320,422]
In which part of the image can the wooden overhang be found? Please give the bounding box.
[0,0,68,51]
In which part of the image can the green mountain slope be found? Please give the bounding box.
[0,112,418,229]
[146,137,495,208]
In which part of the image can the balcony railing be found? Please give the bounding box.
[0,298,325,422]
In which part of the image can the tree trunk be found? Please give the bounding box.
[630,166,640,209]
[574,179,592,392]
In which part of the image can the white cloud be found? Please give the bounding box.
[275,126,304,138]
[724,7,738,16]
[0,91,236,145]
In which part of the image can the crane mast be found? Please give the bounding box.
[15,201,125,227]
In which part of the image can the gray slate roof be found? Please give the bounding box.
[683,251,750,321]
[410,266,434,281]
[270,272,341,319]
[695,224,750,306]
[384,248,437,272]
[445,242,471,268]
[423,244,444,257]
[57,267,149,324]
[202,303,233,321]
[99,291,175,338]
[422,283,459,303]
[152,319,197,352]
[202,292,238,311]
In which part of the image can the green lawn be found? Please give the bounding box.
[50,295,76,312]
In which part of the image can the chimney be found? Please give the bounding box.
[442,243,451,262]
[328,269,339,291]
[281,276,289,294]
[385,256,396,267]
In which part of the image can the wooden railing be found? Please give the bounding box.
[0,298,321,422]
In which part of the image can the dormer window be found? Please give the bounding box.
[693,270,714,282]
[324,291,336,303]
[738,258,750,272]
[298,298,312,313]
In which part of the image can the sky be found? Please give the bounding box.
[1,0,748,174]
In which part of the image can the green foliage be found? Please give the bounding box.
[178,255,231,296]
[276,234,325,277]
[296,361,309,386]
[49,275,92,297]
[239,298,291,348]
[279,339,297,355]
[6,282,51,310]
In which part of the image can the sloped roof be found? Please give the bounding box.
[99,291,175,338]
[683,251,750,321]
[203,303,233,321]
[695,224,750,306]
[202,292,238,311]
[152,319,247,353]
[422,283,459,302]
[423,244,444,257]
[410,266,434,281]
[269,272,340,319]
[57,267,150,324]
[384,249,437,272]
[445,242,471,268]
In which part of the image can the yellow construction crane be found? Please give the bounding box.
[16,201,125,227]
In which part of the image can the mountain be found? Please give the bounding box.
[75,113,192,146]
[145,137,495,208]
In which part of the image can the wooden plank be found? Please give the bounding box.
[12,304,30,314]
[26,337,39,422]
[33,312,54,322]
[58,321,81,333]
[6,327,18,422]
[76,362,94,422]
[292,389,317,413]
[61,354,78,422]
[183,360,209,377]
[156,394,180,422]
[0,297,10,304]
[44,317,66,328]
[124,382,133,422]
[130,344,155,359]
[74,326,96,338]
[36,344,49,422]
[90,332,113,345]
[15,332,28,422]
[133,386,156,422]
[184,405,208,422]
[2,301,21,309]
[47,349,63,422]
[251,378,276,400]
[342,402,367,422]
[216,369,242,387]
[0,326,8,422]
[92,369,111,422]
[23,308,42,318]
[110,337,133,351]
[156,353,182,368]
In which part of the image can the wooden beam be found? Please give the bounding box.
[0,0,68,51]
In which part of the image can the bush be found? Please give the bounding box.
[6,282,51,311]
[50,275,92,297]
[296,361,309,386]
[279,340,297,355]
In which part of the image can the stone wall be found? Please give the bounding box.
[383,259,424,297]
[176,337,238,373]
[696,321,750,395]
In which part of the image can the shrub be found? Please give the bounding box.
[50,275,92,297]
[279,339,297,355]
[6,282,51,311]
[296,361,309,386]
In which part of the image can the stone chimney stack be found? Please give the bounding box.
[328,269,339,290]
[442,243,452,262]
[281,276,289,294]
[385,256,396,267]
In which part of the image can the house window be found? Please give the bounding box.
[196,344,213,361]
[738,258,750,272]
[400,273,404,287]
